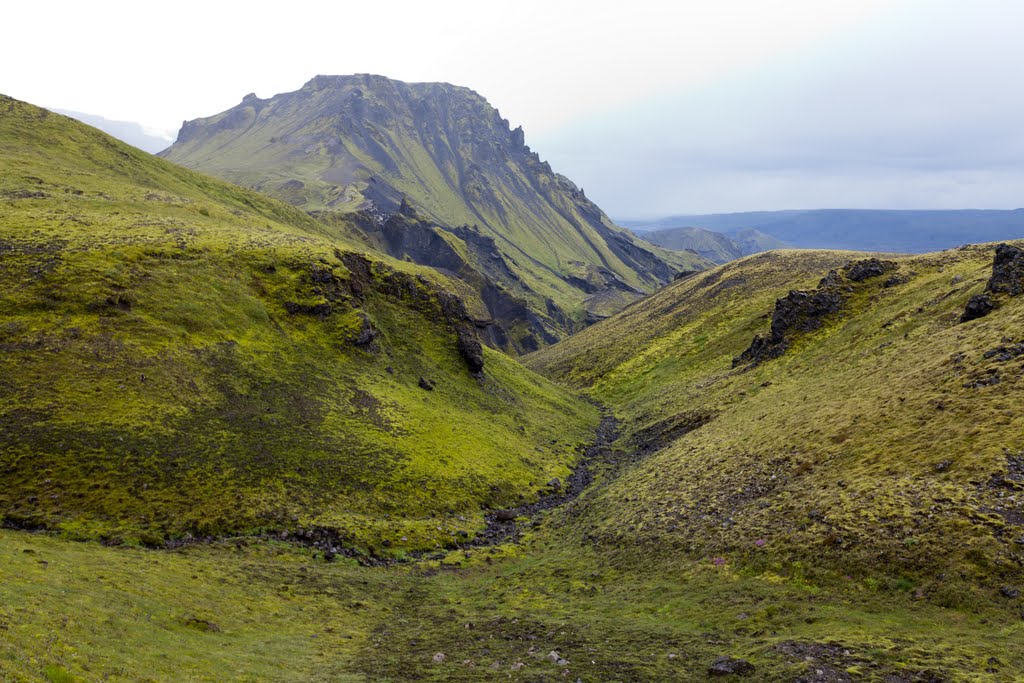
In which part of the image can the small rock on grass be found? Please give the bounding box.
[708,656,755,676]
[432,652,445,663]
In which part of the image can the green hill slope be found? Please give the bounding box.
[0,95,598,552]
[161,75,709,348]
[528,245,1024,592]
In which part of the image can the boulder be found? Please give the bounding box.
[844,258,898,282]
[986,243,1024,296]
[960,294,995,323]
[708,656,755,676]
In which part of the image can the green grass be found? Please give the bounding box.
[528,246,1024,592]
[4,93,1024,681]
[0,95,599,551]
[2,527,1021,682]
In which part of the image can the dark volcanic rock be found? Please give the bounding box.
[284,301,332,318]
[352,313,378,346]
[986,243,1024,296]
[708,656,755,676]
[844,258,897,282]
[961,243,1024,322]
[983,342,1024,362]
[455,325,485,376]
[418,377,435,391]
[734,271,844,366]
[960,294,995,322]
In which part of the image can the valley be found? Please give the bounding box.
[1,87,1023,682]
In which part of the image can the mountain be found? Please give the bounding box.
[5,92,1022,683]
[628,208,1024,253]
[637,225,787,264]
[0,94,598,551]
[161,75,709,351]
[52,108,173,153]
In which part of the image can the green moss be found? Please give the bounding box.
[0,96,598,552]
[528,246,1024,591]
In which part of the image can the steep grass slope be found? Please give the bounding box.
[0,95,598,553]
[161,75,709,345]
[529,246,1024,596]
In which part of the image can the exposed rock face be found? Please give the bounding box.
[341,210,557,354]
[844,258,897,282]
[292,251,487,376]
[961,294,995,323]
[735,258,908,365]
[960,243,1024,322]
[986,243,1024,296]
[162,74,710,348]
[734,271,845,366]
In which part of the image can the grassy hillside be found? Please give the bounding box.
[161,75,709,344]
[528,246,1024,595]
[0,95,599,553]
[4,93,1022,682]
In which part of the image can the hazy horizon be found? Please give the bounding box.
[11,0,1024,216]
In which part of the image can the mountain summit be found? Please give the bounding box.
[162,75,706,350]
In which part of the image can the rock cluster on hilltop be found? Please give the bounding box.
[733,271,845,366]
[734,258,898,366]
[961,243,1024,322]
[843,257,897,282]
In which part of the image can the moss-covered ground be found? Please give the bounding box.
[3,97,1024,681]
[0,96,598,552]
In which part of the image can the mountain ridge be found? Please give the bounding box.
[161,74,709,350]
[636,225,787,264]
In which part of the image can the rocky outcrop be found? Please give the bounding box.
[735,259,907,365]
[961,294,995,323]
[844,258,897,282]
[986,243,1024,296]
[960,243,1024,322]
[342,210,557,354]
[734,271,845,366]
[291,251,487,376]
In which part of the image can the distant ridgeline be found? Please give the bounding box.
[628,225,788,265]
[161,74,709,353]
[627,208,1024,254]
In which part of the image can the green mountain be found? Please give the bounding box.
[0,95,598,552]
[161,75,709,350]
[637,225,787,264]
[4,92,1023,682]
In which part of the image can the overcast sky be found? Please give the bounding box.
[4,0,1021,216]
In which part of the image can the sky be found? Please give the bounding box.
[4,0,1022,216]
